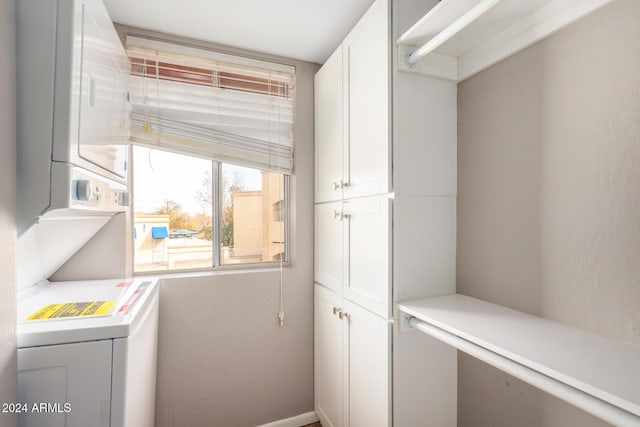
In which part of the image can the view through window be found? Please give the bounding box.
[133,147,286,272]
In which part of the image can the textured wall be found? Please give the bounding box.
[112,25,318,426]
[457,1,640,426]
[154,270,314,427]
[0,0,18,426]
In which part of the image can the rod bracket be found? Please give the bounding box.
[404,49,417,69]
[399,314,416,332]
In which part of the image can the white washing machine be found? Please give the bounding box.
[16,278,159,427]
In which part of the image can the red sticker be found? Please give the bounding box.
[118,304,129,313]
[116,282,132,288]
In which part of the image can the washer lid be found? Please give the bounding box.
[17,278,158,348]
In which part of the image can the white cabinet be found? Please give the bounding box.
[314,0,458,425]
[314,48,344,203]
[315,285,346,427]
[314,0,390,203]
[314,202,344,295]
[342,0,390,201]
[345,299,391,427]
[343,198,391,317]
[314,197,392,318]
[315,285,391,427]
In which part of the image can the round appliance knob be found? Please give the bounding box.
[74,179,92,201]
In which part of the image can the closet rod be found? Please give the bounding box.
[406,0,503,65]
[406,316,640,427]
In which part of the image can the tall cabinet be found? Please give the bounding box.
[314,0,458,426]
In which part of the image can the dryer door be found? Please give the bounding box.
[76,0,130,179]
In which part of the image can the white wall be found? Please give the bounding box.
[457,1,640,426]
[0,0,18,426]
[154,270,314,427]
[52,213,130,280]
[114,25,318,426]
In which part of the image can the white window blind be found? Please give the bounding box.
[125,36,296,174]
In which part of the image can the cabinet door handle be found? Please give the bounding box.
[339,311,350,320]
[332,306,342,316]
[333,180,350,190]
[333,210,347,221]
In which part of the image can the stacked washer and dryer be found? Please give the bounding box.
[15,1,158,426]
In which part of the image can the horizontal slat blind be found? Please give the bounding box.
[125,36,296,174]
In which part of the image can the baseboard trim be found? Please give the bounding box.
[256,411,319,427]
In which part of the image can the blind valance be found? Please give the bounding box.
[125,36,296,174]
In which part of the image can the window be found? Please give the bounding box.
[219,163,286,265]
[133,147,287,272]
[127,36,293,272]
[133,148,212,272]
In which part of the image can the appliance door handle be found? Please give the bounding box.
[88,75,96,110]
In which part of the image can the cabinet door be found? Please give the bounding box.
[343,0,390,200]
[315,47,344,203]
[343,197,391,318]
[315,201,344,295]
[315,284,346,427]
[345,300,391,427]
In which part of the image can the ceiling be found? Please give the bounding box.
[103,0,376,64]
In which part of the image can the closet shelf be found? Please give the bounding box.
[397,0,616,81]
[398,294,640,427]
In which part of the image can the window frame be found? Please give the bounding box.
[131,150,290,275]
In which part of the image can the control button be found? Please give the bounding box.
[74,179,92,201]
[118,192,130,206]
